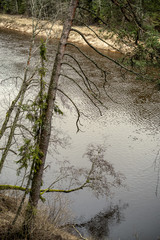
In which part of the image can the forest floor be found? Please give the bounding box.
[0,13,131,53]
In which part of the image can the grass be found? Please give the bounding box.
[0,192,80,240]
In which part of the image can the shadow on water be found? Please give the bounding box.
[67,203,129,240]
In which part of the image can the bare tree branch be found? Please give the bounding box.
[66,42,109,80]
[77,17,123,53]
[70,28,141,76]
[60,73,106,115]
[57,88,82,132]
[0,148,17,155]
[63,53,101,97]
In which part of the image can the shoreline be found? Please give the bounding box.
[0,193,80,240]
[0,13,130,53]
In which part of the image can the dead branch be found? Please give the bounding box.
[70,28,141,76]
[77,17,122,53]
[66,42,109,80]
[57,88,82,132]
[72,225,88,240]
[63,53,101,97]
[0,148,17,155]
[60,73,106,115]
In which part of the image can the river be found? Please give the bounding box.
[0,29,160,240]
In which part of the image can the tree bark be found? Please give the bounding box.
[24,0,79,236]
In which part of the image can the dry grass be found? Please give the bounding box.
[0,193,80,240]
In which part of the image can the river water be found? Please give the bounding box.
[0,29,160,240]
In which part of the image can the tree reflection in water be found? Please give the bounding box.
[75,203,128,240]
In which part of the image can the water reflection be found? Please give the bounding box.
[1,29,160,240]
[73,203,128,240]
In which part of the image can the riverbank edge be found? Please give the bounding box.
[0,13,130,53]
[0,193,80,240]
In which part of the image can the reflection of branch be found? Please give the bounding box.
[48,174,70,189]
[0,144,124,199]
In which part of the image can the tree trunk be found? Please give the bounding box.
[24,0,79,237]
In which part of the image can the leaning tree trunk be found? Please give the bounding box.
[24,0,79,236]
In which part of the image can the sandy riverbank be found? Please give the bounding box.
[0,13,130,53]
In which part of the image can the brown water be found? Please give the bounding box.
[0,29,160,240]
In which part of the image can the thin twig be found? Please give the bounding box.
[72,225,88,240]
[60,73,105,115]
[57,88,82,132]
[63,53,100,97]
